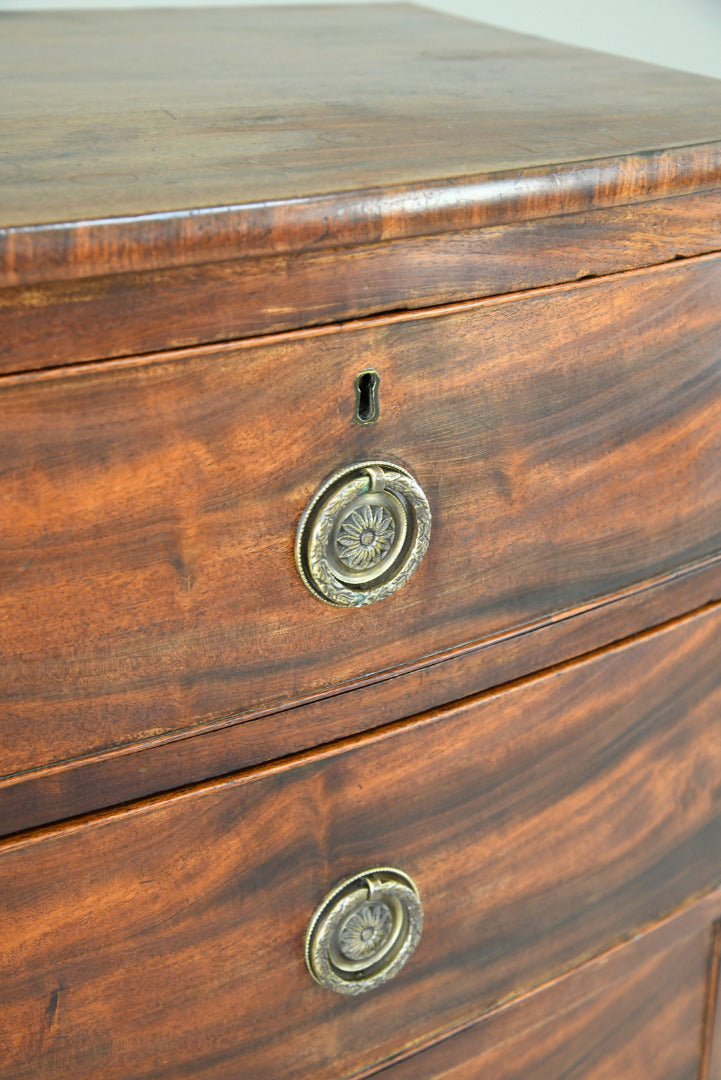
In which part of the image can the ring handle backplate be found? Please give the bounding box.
[295,460,431,607]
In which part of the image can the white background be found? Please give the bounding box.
[2,0,721,79]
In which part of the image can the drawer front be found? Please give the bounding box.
[2,255,721,775]
[379,889,721,1080]
[3,605,721,1079]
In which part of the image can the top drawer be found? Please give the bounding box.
[2,255,721,776]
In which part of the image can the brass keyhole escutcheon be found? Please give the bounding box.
[295,460,431,607]
[305,868,423,995]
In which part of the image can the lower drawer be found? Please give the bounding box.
[379,888,721,1080]
[3,604,721,1079]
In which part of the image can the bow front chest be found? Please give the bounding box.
[3,6,721,1078]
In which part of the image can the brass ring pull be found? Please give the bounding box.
[305,868,423,995]
[295,460,431,606]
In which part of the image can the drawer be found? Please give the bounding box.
[3,604,721,1079]
[379,889,721,1080]
[2,255,721,777]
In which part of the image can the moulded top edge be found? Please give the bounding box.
[2,145,721,289]
[3,5,721,284]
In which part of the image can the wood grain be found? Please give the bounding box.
[378,889,721,1080]
[2,6,721,286]
[3,604,721,1079]
[3,192,721,374]
[3,560,721,839]
[2,255,721,781]
[700,922,721,1080]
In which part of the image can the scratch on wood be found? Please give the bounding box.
[46,986,62,1028]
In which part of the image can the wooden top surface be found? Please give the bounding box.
[2,3,721,283]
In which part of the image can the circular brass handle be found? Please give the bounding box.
[295,460,431,606]
[304,867,423,995]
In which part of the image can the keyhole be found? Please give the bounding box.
[354,370,380,425]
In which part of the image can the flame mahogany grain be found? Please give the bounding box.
[2,193,721,375]
[4,12,721,1075]
[2,255,721,783]
[3,7,721,288]
[2,560,721,838]
[377,890,721,1080]
[3,604,721,1078]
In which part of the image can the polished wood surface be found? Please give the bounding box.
[379,889,721,1080]
[3,9,720,1077]
[4,563,721,839]
[2,255,721,782]
[3,605,721,1078]
[3,11,721,1076]
[2,5,721,287]
[4,146,721,292]
[702,923,721,1080]
[4,192,721,375]
[4,604,721,1075]
[704,936,721,1080]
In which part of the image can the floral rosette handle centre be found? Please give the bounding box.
[295,460,431,607]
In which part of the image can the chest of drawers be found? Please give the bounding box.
[2,6,721,1078]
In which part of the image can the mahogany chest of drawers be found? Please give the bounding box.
[2,6,721,1078]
